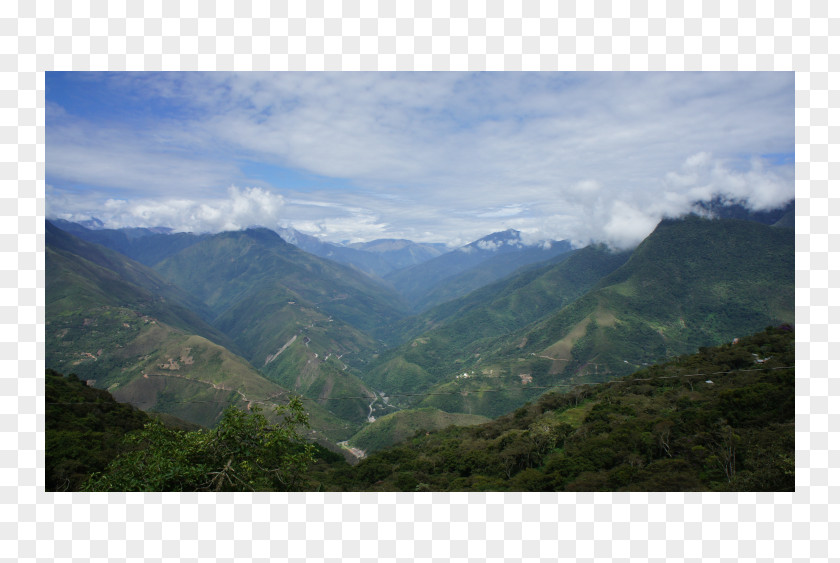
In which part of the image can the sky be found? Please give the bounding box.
[46,72,794,249]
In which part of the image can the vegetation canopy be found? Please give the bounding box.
[84,398,316,492]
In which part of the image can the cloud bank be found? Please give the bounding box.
[46,72,794,248]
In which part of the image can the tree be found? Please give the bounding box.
[704,420,739,486]
[84,398,316,492]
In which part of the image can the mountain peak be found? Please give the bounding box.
[464,229,523,252]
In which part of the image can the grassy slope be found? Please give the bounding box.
[46,222,236,352]
[513,217,794,375]
[407,243,575,312]
[362,245,632,406]
[347,407,491,454]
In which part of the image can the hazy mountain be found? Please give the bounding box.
[275,227,396,277]
[275,228,447,277]
[385,229,573,312]
[363,216,793,419]
[45,223,352,438]
[151,228,411,422]
[49,219,208,267]
[154,227,407,333]
[479,215,795,388]
[692,197,794,225]
[346,238,447,271]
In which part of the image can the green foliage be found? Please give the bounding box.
[312,326,794,491]
[85,398,316,492]
[45,369,152,491]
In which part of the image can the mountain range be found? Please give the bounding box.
[46,203,794,461]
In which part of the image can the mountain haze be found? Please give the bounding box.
[46,207,794,472]
[385,229,573,312]
[363,216,793,420]
[151,228,410,422]
[49,218,209,267]
[46,223,353,442]
[276,228,446,277]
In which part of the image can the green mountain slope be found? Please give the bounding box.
[511,216,794,378]
[46,224,354,441]
[47,221,236,351]
[313,325,794,491]
[364,244,632,403]
[384,230,572,312]
[46,368,154,491]
[390,244,631,344]
[362,217,792,420]
[152,228,407,422]
[406,242,576,312]
[213,284,380,423]
[49,219,209,267]
[346,407,491,455]
[154,228,408,335]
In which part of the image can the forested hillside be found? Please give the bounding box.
[311,325,794,491]
[70,325,794,491]
[45,368,201,491]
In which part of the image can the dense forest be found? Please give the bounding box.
[48,325,794,492]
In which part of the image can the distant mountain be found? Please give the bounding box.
[346,238,447,271]
[276,228,446,277]
[46,222,352,441]
[152,228,411,422]
[275,227,394,277]
[389,244,632,345]
[692,197,794,225]
[485,215,795,385]
[49,219,208,267]
[363,216,793,419]
[384,229,573,312]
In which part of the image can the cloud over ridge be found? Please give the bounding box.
[46,72,793,248]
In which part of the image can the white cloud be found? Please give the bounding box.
[602,202,662,250]
[48,186,286,233]
[476,240,502,251]
[46,72,793,246]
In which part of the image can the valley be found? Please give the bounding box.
[46,208,794,469]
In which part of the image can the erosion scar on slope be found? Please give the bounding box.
[265,334,297,365]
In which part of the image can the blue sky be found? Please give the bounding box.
[46,72,794,248]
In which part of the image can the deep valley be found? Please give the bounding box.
[45,203,795,490]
